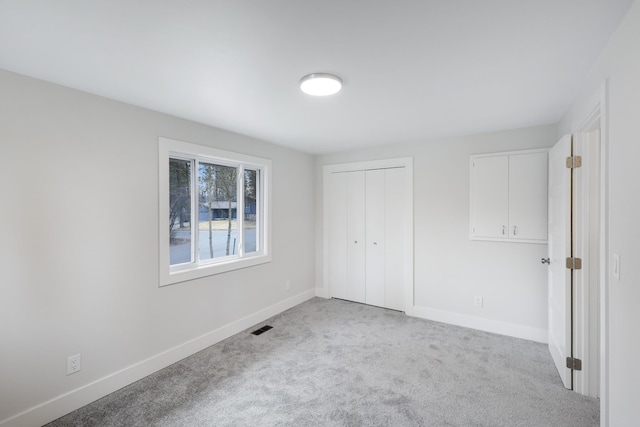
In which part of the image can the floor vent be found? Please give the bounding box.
[251,325,273,336]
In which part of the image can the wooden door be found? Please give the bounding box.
[547,135,573,389]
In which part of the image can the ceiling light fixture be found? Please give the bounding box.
[300,73,342,96]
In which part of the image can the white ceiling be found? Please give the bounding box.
[0,1,633,154]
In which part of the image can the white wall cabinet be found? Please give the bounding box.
[326,161,411,312]
[470,149,548,243]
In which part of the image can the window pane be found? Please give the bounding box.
[244,169,258,253]
[199,163,238,260]
[169,158,192,265]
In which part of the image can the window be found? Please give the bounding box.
[159,137,271,286]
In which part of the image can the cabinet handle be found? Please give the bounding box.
[513,226,518,236]
[502,225,506,235]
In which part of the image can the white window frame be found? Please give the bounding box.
[159,137,271,286]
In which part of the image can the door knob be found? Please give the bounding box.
[541,258,550,265]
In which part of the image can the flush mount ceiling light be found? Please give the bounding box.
[299,73,343,96]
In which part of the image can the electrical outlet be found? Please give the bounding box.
[474,296,483,308]
[67,354,81,375]
[285,280,291,290]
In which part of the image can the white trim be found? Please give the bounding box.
[158,137,272,286]
[599,82,610,427]
[0,289,316,427]
[573,122,601,399]
[403,160,415,315]
[323,157,413,174]
[322,157,414,315]
[469,236,548,244]
[470,147,551,158]
[570,81,609,424]
[412,305,548,344]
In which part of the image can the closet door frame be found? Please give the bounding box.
[323,157,414,315]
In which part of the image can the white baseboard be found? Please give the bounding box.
[1,289,316,427]
[411,305,548,344]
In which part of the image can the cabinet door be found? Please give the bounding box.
[509,152,548,241]
[365,169,386,307]
[471,156,509,239]
[346,171,366,303]
[328,172,348,300]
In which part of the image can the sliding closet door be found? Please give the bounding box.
[365,169,385,307]
[328,172,348,300]
[346,171,366,303]
[327,163,409,312]
[365,167,405,310]
[384,167,405,311]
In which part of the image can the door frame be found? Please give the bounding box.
[322,157,414,314]
[569,81,609,423]
[573,118,601,399]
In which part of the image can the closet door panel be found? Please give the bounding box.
[346,171,366,303]
[384,167,405,311]
[365,169,385,307]
[328,172,348,300]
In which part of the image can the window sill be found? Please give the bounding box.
[160,254,272,287]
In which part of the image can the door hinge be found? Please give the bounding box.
[566,257,582,270]
[566,156,582,168]
[566,357,582,371]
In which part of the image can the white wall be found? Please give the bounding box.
[0,69,316,426]
[559,1,640,424]
[316,125,558,343]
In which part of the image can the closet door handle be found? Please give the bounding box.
[513,226,518,236]
[502,225,506,235]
